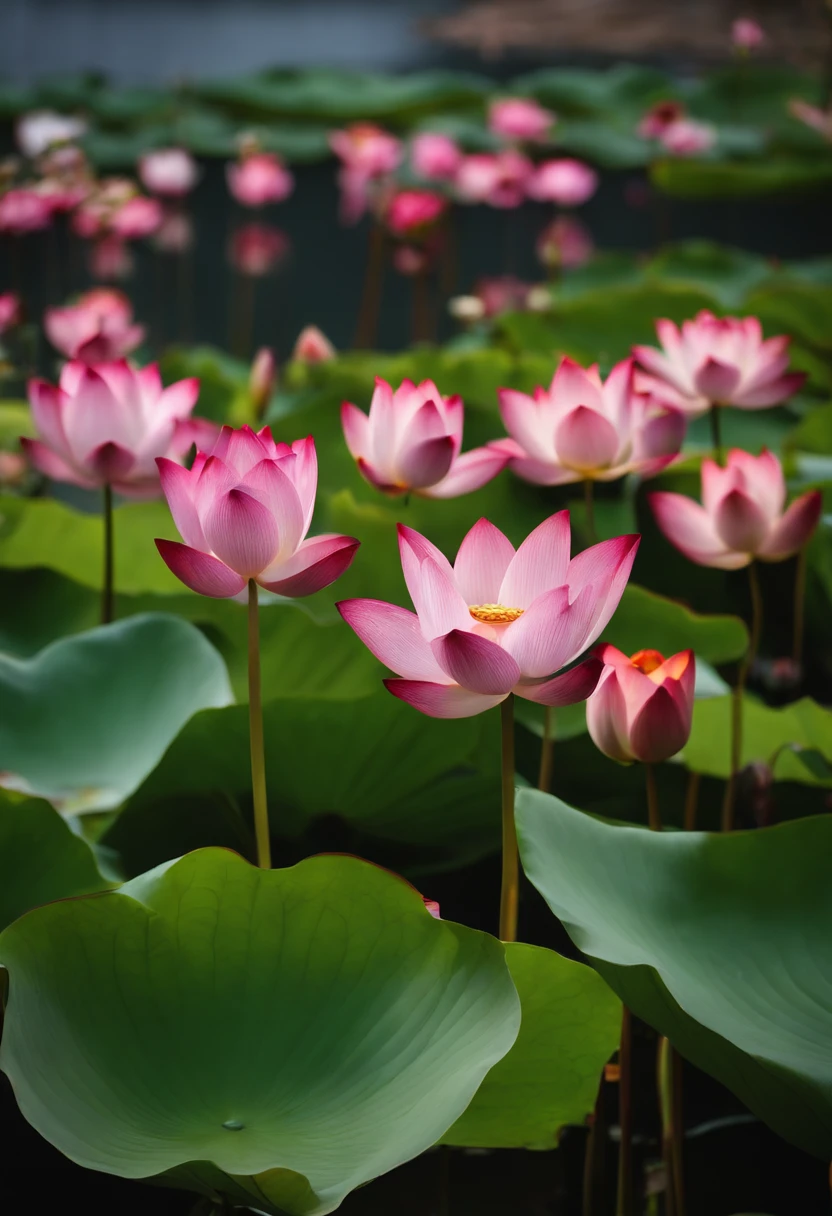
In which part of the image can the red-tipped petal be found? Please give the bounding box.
[498,510,572,608]
[758,490,822,561]
[397,434,455,490]
[431,629,521,694]
[629,684,691,763]
[336,598,448,681]
[258,533,359,597]
[516,655,603,708]
[157,456,205,549]
[20,437,95,488]
[88,441,136,482]
[419,445,510,498]
[650,491,747,570]
[713,488,770,553]
[383,678,508,718]
[341,401,371,462]
[155,538,246,598]
[585,666,632,761]
[733,372,805,409]
[453,517,515,604]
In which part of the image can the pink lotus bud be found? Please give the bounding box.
[338,514,639,719]
[328,124,403,177]
[139,147,199,197]
[659,119,717,156]
[650,448,822,569]
[226,152,294,208]
[492,356,685,487]
[633,311,805,416]
[109,195,163,239]
[292,325,336,363]
[527,159,599,207]
[536,216,594,269]
[342,377,510,499]
[155,427,359,599]
[152,207,194,254]
[249,347,276,414]
[455,150,532,209]
[16,110,86,159]
[22,360,205,497]
[423,897,441,919]
[45,288,145,363]
[0,188,52,235]
[411,132,463,181]
[88,234,134,282]
[0,292,21,334]
[229,223,290,277]
[732,18,764,48]
[385,189,447,237]
[587,646,695,764]
[637,101,686,140]
[488,98,555,143]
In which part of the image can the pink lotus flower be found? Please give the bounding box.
[44,288,145,363]
[637,100,686,140]
[650,449,822,569]
[292,325,336,363]
[385,189,447,236]
[492,357,685,486]
[488,98,555,143]
[249,347,276,413]
[342,377,509,498]
[0,188,52,235]
[587,646,695,764]
[633,312,805,417]
[338,514,639,718]
[73,180,162,240]
[329,124,403,178]
[23,360,205,497]
[392,244,431,276]
[0,292,20,333]
[139,147,199,197]
[475,275,533,317]
[16,111,86,159]
[455,150,532,209]
[659,119,716,156]
[153,207,194,254]
[536,215,594,269]
[411,132,463,180]
[226,151,294,208]
[156,426,359,599]
[229,223,290,277]
[109,195,163,239]
[89,234,133,282]
[527,159,599,207]
[732,18,764,48]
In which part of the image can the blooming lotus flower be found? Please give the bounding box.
[385,190,446,236]
[73,180,162,240]
[292,325,335,363]
[22,360,206,497]
[89,235,133,282]
[0,188,52,234]
[732,18,764,48]
[536,216,594,270]
[229,224,290,277]
[226,152,294,208]
[0,292,20,333]
[587,646,695,764]
[651,449,822,570]
[329,124,403,224]
[492,357,685,486]
[16,111,86,159]
[526,159,598,207]
[637,101,685,140]
[633,312,805,417]
[139,148,199,197]
[338,514,639,718]
[156,426,359,599]
[659,119,716,156]
[411,132,463,181]
[488,98,555,142]
[109,195,163,239]
[44,288,145,363]
[474,275,533,317]
[455,151,532,209]
[342,377,509,499]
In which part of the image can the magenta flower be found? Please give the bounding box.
[659,118,717,156]
[44,288,145,363]
[587,646,695,764]
[385,189,447,237]
[330,124,403,224]
[226,152,294,208]
[22,360,205,497]
[88,235,133,282]
[527,159,599,207]
[153,208,194,254]
[488,98,555,142]
[228,223,290,277]
[338,514,638,718]
[342,377,509,499]
[455,151,532,209]
[292,325,336,363]
[0,292,20,334]
[536,216,594,270]
[0,188,52,235]
[650,448,822,570]
[139,147,199,197]
[411,132,463,181]
[492,356,685,486]
[156,426,359,599]
[637,100,686,140]
[732,18,764,48]
[633,312,805,416]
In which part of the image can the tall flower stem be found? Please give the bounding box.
[793,545,807,664]
[537,705,555,793]
[709,405,724,465]
[354,223,386,349]
[583,479,597,544]
[247,578,271,869]
[499,694,518,942]
[645,763,662,831]
[615,1006,633,1216]
[101,483,114,625]
[722,561,763,832]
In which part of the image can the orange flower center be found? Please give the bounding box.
[469,603,525,624]
[629,648,665,674]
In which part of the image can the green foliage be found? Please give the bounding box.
[683,695,832,786]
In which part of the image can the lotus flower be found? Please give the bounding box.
[659,119,717,156]
[0,189,52,235]
[536,216,594,270]
[637,101,686,139]
[385,190,446,236]
[292,325,336,363]
[0,292,20,333]
[153,208,194,254]
[156,426,359,599]
[22,360,207,497]
[89,235,133,282]
[526,159,598,207]
[488,98,555,142]
[455,151,532,209]
[411,132,463,181]
[587,646,695,764]
[249,348,276,414]
[139,147,199,197]
[650,448,822,569]
[226,152,294,208]
[633,312,805,417]
[732,18,764,48]
[16,110,86,158]
[329,124,403,224]
[492,357,685,486]
[338,514,639,718]
[73,181,162,240]
[44,289,145,363]
[109,195,163,239]
[229,224,290,277]
[342,377,509,499]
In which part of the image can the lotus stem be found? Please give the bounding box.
[615,1006,634,1216]
[645,763,662,831]
[354,222,386,349]
[499,693,518,942]
[793,545,807,664]
[247,578,271,869]
[583,1082,606,1216]
[709,405,724,465]
[101,483,114,625]
[722,561,763,832]
[658,1036,686,1216]
[584,478,597,544]
[537,705,555,793]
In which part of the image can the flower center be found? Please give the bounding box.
[629,648,665,674]
[469,603,524,624]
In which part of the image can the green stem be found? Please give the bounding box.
[584,478,597,544]
[615,1005,633,1216]
[721,561,763,832]
[793,545,807,664]
[709,406,724,465]
[499,694,518,942]
[537,705,555,793]
[645,763,661,831]
[354,222,386,350]
[582,1080,606,1216]
[101,483,114,625]
[247,579,271,868]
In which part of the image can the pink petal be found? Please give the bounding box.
[217,425,272,477]
[551,357,604,412]
[258,533,359,596]
[201,487,279,577]
[431,629,521,694]
[497,388,553,461]
[283,435,318,536]
[336,598,449,680]
[194,454,237,515]
[502,585,590,676]
[240,458,305,557]
[453,518,515,604]
[157,456,205,549]
[650,492,747,569]
[724,448,785,518]
[693,358,742,403]
[419,445,510,498]
[341,401,371,461]
[566,534,641,650]
[356,457,404,494]
[417,556,473,640]
[397,524,456,614]
[502,448,579,487]
[21,437,96,488]
[632,342,695,399]
[757,490,822,561]
[554,405,620,472]
[732,371,806,409]
[629,685,691,764]
[498,511,572,609]
[154,377,200,424]
[61,366,128,464]
[404,399,448,445]
[516,655,603,707]
[155,539,246,598]
[585,667,633,761]
[383,678,508,719]
[368,377,398,471]
[713,489,770,553]
[28,379,69,455]
[88,441,136,482]
[637,407,686,460]
[397,434,455,490]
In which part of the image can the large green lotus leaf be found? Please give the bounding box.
[646,242,770,309]
[683,695,832,786]
[0,614,233,813]
[0,794,112,931]
[516,791,832,1159]
[746,281,832,352]
[512,63,672,118]
[0,849,520,1214]
[651,157,832,200]
[605,584,748,664]
[441,942,619,1148]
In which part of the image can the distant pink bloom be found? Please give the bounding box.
[338,513,639,719]
[342,377,509,498]
[249,347,276,413]
[650,449,822,569]
[139,147,199,197]
[292,325,336,363]
[393,244,431,276]
[89,234,134,282]
[226,151,294,208]
[476,275,532,317]
[152,207,194,254]
[156,426,359,599]
[34,144,92,213]
[73,179,161,241]
[0,292,20,333]
[23,359,204,497]
[423,897,441,918]
[527,159,599,207]
[536,215,594,269]
[489,97,555,143]
[637,100,686,140]
[732,18,764,48]
[659,119,717,156]
[587,646,695,764]
[229,223,290,276]
[385,189,447,236]
[0,188,52,235]
[633,312,805,416]
[789,98,832,141]
[44,288,144,363]
[16,111,86,159]
[455,150,533,209]
[493,357,684,486]
[411,132,463,181]
[329,124,403,178]
[109,195,163,239]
